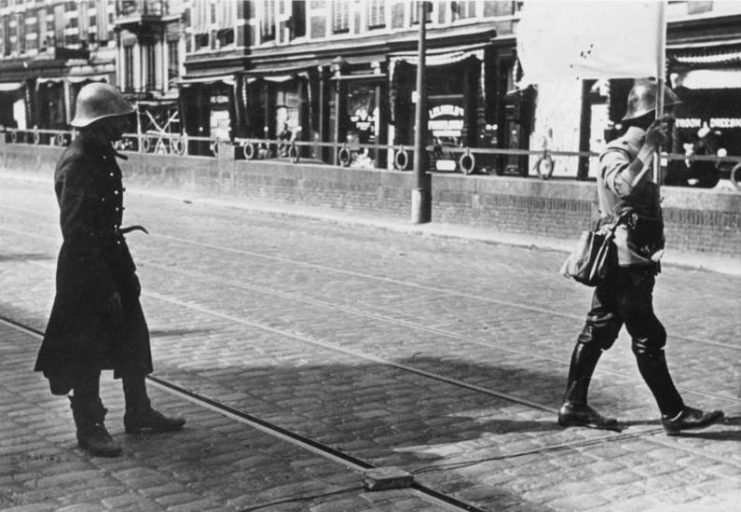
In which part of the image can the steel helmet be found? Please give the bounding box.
[621,81,681,122]
[70,82,134,128]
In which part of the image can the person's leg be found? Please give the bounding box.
[619,267,723,434]
[559,280,623,429]
[70,366,121,457]
[122,373,185,434]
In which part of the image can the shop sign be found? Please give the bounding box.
[428,104,464,138]
[676,117,741,129]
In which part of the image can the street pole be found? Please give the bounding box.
[411,1,431,224]
[653,0,667,191]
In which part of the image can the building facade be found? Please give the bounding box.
[180,0,528,167]
[0,0,116,141]
[2,1,740,184]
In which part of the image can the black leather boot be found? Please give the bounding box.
[124,407,186,434]
[70,396,122,457]
[662,406,724,435]
[558,342,620,430]
[123,374,185,434]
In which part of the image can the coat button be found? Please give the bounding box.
[115,207,120,212]
[109,172,114,177]
[114,190,119,195]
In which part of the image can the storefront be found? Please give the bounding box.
[179,75,236,155]
[0,81,25,129]
[667,44,741,187]
[389,44,527,174]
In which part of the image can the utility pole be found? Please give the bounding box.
[411,1,431,224]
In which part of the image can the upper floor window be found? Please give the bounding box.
[410,1,432,25]
[332,0,350,33]
[167,40,179,82]
[214,0,235,48]
[16,12,25,54]
[289,0,306,39]
[261,0,275,42]
[368,0,385,28]
[38,8,47,47]
[53,4,65,46]
[78,1,89,44]
[124,45,134,92]
[452,1,476,20]
[1,16,9,56]
[95,0,109,42]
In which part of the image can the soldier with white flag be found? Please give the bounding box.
[518,1,725,433]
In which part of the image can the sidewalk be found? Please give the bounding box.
[139,188,741,277]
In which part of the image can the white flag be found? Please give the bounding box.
[517,1,664,84]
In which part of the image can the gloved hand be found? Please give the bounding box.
[104,291,124,324]
[645,115,673,148]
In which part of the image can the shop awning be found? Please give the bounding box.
[179,75,236,87]
[671,68,741,89]
[390,45,486,67]
[68,75,108,84]
[0,82,23,92]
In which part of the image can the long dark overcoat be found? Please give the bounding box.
[35,134,153,395]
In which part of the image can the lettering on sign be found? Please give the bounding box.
[429,105,464,118]
[709,118,741,129]
[675,118,702,129]
[428,104,465,138]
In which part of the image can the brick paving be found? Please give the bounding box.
[0,176,739,511]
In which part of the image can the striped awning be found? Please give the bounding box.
[671,50,741,66]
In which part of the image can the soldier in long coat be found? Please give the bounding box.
[35,83,184,457]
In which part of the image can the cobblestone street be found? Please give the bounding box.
[1,176,739,512]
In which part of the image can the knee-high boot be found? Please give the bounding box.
[558,343,619,430]
[123,374,185,434]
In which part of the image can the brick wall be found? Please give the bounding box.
[2,142,739,256]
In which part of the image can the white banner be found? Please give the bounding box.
[517,1,663,84]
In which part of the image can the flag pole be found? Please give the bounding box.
[653,0,667,189]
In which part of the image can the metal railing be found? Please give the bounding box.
[2,127,740,192]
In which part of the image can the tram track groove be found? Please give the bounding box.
[5,247,740,409]
[1,221,739,410]
[0,212,737,351]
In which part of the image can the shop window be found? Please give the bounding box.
[332,0,349,33]
[167,40,179,82]
[124,45,134,92]
[368,0,385,28]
